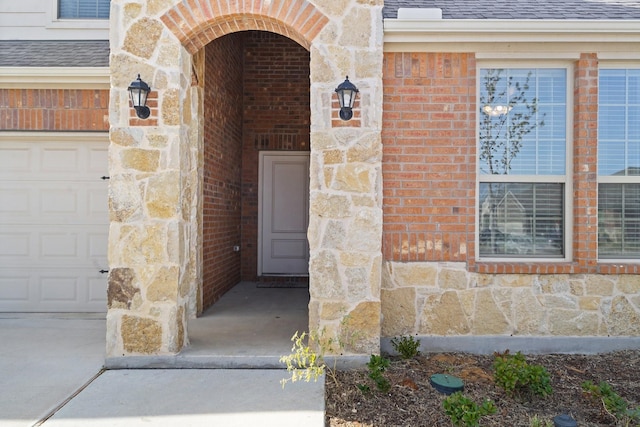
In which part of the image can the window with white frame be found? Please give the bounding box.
[478,67,568,258]
[598,68,640,259]
[58,0,110,19]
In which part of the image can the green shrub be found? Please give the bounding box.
[357,383,372,395]
[366,354,391,393]
[492,351,553,398]
[390,335,421,359]
[443,391,496,427]
[582,380,640,424]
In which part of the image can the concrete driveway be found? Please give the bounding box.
[0,315,105,427]
[0,312,324,427]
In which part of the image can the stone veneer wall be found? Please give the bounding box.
[107,0,200,356]
[381,52,640,342]
[382,261,640,338]
[201,34,244,309]
[306,0,384,354]
[107,0,384,356]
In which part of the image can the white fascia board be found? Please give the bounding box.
[0,67,110,89]
[383,19,640,44]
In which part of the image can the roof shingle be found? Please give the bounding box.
[0,40,109,67]
[383,0,640,19]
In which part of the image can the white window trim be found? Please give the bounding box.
[476,60,574,263]
[46,0,110,30]
[597,62,640,263]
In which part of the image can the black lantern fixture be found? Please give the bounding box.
[335,76,359,121]
[128,74,151,119]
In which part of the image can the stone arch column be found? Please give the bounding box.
[107,0,197,356]
[107,0,383,357]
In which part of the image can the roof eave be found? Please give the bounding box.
[383,19,640,44]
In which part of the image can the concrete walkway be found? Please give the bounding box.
[41,369,324,427]
[0,283,325,427]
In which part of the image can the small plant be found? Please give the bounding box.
[582,380,640,424]
[390,335,421,359]
[279,330,333,388]
[366,354,391,393]
[357,383,371,395]
[529,415,553,427]
[493,350,553,399]
[443,391,496,427]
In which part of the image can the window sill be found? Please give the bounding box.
[46,19,109,30]
[471,262,577,274]
[471,261,640,275]
[597,263,640,274]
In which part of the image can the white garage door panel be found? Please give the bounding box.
[0,276,30,300]
[0,143,108,178]
[0,232,30,256]
[0,137,108,312]
[0,147,31,172]
[0,225,107,265]
[0,182,108,224]
[0,188,30,215]
[0,269,107,311]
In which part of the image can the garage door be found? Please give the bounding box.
[0,134,109,312]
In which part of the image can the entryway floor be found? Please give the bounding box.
[106,281,310,369]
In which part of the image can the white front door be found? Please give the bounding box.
[0,134,109,312]
[259,152,309,275]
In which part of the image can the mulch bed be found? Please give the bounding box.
[325,351,640,426]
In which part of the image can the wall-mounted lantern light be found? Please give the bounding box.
[128,74,151,119]
[335,76,359,121]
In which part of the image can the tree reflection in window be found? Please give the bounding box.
[479,68,566,257]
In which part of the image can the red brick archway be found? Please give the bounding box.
[159,0,328,53]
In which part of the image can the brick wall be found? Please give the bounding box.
[201,31,310,307]
[382,52,638,275]
[128,90,158,127]
[202,34,244,308]
[573,53,599,273]
[240,31,310,280]
[382,52,476,263]
[0,89,108,131]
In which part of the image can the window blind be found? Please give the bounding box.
[59,0,110,19]
[599,69,640,177]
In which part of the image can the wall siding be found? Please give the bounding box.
[0,1,108,40]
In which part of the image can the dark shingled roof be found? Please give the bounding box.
[0,40,109,67]
[383,0,640,19]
